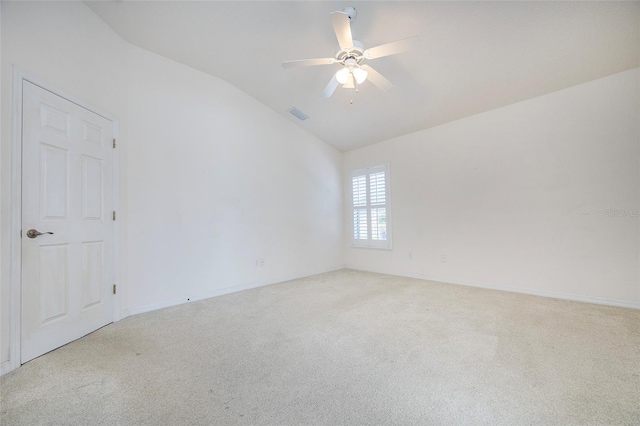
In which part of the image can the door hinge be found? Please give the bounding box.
[113,138,116,148]
[112,211,116,221]
[113,284,117,295]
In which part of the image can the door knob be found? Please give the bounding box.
[26,229,54,239]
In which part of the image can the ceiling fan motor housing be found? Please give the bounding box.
[336,40,365,64]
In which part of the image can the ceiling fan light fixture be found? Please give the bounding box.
[336,67,351,84]
[353,67,368,84]
[343,74,355,89]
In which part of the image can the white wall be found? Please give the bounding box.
[1,1,342,369]
[344,69,640,307]
[121,46,343,312]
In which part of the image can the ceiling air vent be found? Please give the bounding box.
[288,107,309,121]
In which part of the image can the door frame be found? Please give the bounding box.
[7,67,121,374]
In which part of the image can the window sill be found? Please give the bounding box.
[351,243,393,251]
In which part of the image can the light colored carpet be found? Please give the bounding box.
[1,269,639,425]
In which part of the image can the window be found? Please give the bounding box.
[350,164,391,249]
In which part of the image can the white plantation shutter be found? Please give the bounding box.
[353,208,368,240]
[352,175,367,206]
[369,172,386,205]
[350,164,391,249]
[352,175,368,240]
[371,207,386,240]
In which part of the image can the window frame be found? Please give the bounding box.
[350,163,392,250]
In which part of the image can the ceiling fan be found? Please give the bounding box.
[282,7,416,99]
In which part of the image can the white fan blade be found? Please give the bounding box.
[282,58,336,68]
[330,11,354,50]
[363,36,417,60]
[323,74,340,98]
[361,65,393,91]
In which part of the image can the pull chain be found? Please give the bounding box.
[350,80,359,105]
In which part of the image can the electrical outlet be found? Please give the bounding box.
[440,255,446,263]
[408,252,413,259]
[255,258,265,267]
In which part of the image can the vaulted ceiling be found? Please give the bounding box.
[87,1,640,151]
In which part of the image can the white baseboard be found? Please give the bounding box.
[1,361,13,376]
[346,266,640,310]
[122,265,345,317]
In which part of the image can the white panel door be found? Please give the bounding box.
[21,81,115,363]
